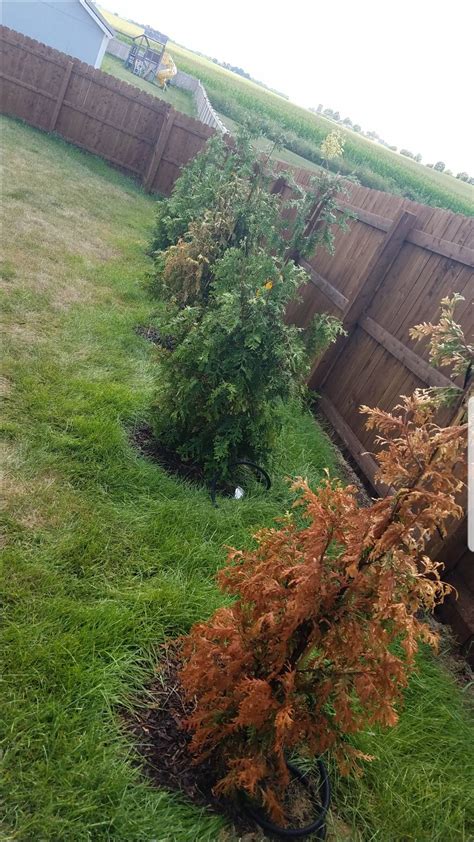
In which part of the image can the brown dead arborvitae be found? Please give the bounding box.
[179,303,468,824]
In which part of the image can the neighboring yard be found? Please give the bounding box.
[101,55,196,117]
[100,51,321,173]
[1,116,473,841]
[217,111,324,173]
[98,7,474,214]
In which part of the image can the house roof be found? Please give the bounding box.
[144,26,169,46]
[80,0,115,38]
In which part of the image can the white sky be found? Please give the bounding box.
[103,0,474,174]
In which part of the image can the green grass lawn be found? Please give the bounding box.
[1,116,473,841]
[101,54,196,117]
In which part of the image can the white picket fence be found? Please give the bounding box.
[106,38,129,61]
[192,79,227,133]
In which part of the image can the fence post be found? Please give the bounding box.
[49,60,73,133]
[143,107,176,192]
[308,208,417,389]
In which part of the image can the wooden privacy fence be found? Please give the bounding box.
[0,26,215,195]
[276,162,474,659]
[1,25,473,655]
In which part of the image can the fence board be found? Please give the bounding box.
[49,60,73,131]
[359,315,454,388]
[144,107,174,190]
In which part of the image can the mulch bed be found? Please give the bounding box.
[312,407,373,507]
[122,643,261,837]
[131,425,267,503]
[135,324,176,351]
[123,643,327,840]
[426,616,474,695]
[132,424,207,487]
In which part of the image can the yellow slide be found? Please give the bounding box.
[157,52,177,88]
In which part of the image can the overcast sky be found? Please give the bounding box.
[102,0,474,174]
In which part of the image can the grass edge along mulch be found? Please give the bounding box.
[1,115,473,842]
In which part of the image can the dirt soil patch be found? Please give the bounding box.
[313,408,373,507]
[123,643,257,836]
[132,424,207,487]
[135,324,176,350]
[427,616,474,696]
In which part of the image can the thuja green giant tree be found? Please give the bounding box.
[149,132,349,481]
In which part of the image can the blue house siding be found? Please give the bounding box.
[1,0,111,68]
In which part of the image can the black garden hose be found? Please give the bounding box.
[210,460,271,506]
[244,758,330,840]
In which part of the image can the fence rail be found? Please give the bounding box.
[1,25,472,658]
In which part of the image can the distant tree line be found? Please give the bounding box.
[213,60,252,80]
[423,162,473,182]
[311,105,399,153]
[400,149,422,162]
[310,105,473,182]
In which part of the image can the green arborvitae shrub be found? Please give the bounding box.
[150,166,281,305]
[149,134,256,256]
[153,249,321,478]
[150,133,348,481]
